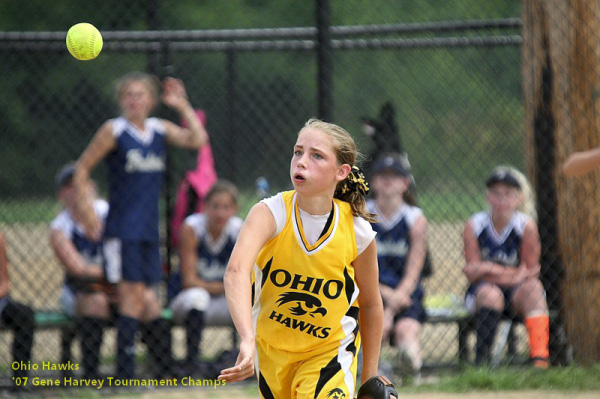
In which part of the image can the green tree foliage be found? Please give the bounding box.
[0,0,522,199]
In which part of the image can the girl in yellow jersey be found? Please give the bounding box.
[218,119,384,399]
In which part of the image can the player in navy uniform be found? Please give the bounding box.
[366,153,427,377]
[169,180,242,375]
[463,166,549,368]
[73,72,208,379]
[50,163,112,379]
[0,232,35,388]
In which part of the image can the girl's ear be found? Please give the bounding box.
[57,188,67,204]
[400,176,411,189]
[336,164,351,182]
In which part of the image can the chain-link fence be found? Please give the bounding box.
[0,0,596,391]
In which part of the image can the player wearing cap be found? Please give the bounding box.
[0,232,35,390]
[463,166,549,368]
[50,162,112,379]
[366,153,427,377]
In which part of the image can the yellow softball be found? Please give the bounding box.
[66,23,103,61]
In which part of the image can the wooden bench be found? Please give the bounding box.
[5,303,553,372]
[17,308,237,376]
[424,295,559,366]
[13,309,471,374]
[424,295,473,365]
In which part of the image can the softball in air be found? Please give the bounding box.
[66,23,103,61]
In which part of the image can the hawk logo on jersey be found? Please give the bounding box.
[264,267,343,339]
[275,292,327,318]
[327,388,346,399]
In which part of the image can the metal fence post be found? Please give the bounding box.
[227,46,238,182]
[316,0,333,122]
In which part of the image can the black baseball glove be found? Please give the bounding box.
[68,275,117,297]
[356,375,398,399]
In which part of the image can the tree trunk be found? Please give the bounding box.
[522,0,600,364]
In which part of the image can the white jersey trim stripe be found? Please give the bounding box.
[103,238,122,283]
[338,312,358,397]
[291,193,339,256]
[252,263,263,376]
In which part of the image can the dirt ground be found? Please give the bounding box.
[130,385,600,399]
[14,379,600,399]
[379,392,597,399]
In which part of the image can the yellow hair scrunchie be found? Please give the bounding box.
[337,165,369,196]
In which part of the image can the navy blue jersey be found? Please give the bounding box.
[104,117,166,241]
[469,211,530,268]
[367,200,424,288]
[50,200,109,290]
[184,213,243,282]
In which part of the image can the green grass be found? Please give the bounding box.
[400,364,600,393]
[0,197,62,224]
[237,192,263,219]
[0,190,262,225]
[0,189,485,225]
[419,190,487,223]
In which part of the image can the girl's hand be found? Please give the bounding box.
[161,77,190,112]
[464,262,492,283]
[217,339,255,383]
[387,287,412,312]
[381,307,395,342]
[511,265,529,287]
[379,284,395,303]
[526,263,541,279]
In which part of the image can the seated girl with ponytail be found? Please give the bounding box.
[463,166,549,368]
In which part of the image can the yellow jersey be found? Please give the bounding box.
[252,191,362,353]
